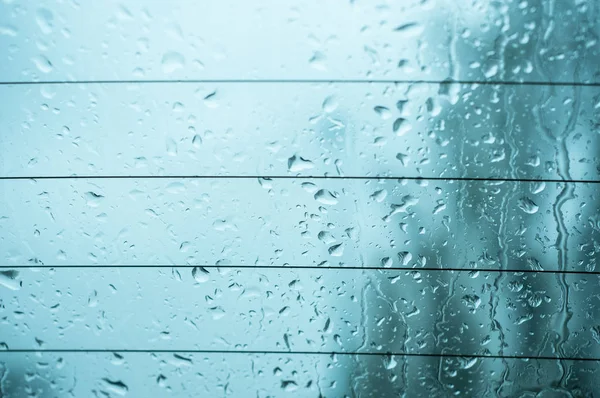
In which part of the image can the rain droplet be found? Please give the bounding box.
[387,195,419,218]
[328,243,344,257]
[0,25,17,37]
[396,100,408,113]
[384,354,397,370]
[396,153,410,166]
[192,267,210,283]
[212,219,238,232]
[527,294,543,308]
[517,197,539,214]
[397,59,409,69]
[460,357,478,369]
[85,192,104,207]
[462,294,481,312]
[0,270,21,291]
[161,51,185,74]
[484,64,499,78]
[345,227,358,240]
[32,55,53,73]
[374,106,392,120]
[397,251,412,266]
[393,22,425,37]
[591,326,600,344]
[208,306,226,320]
[370,189,387,202]
[102,379,128,396]
[301,182,318,193]
[192,134,202,148]
[166,182,185,193]
[309,51,327,70]
[322,96,338,113]
[281,380,298,392]
[333,334,343,347]
[166,138,178,155]
[35,8,54,34]
[381,257,393,268]
[203,91,218,108]
[393,118,412,136]
[156,375,167,387]
[165,22,183,40]
[288,154,314,172]
[314,189,338,205]
[530,182,545,194]
[433,202,446,214]
[318,231,336,244]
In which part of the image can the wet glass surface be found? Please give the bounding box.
[1,0,599,396]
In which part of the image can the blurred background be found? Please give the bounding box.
[1,0,599,396]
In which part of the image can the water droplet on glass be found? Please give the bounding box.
[102,379,128,396]
[322,96,338,113]
[328,243,344,257]
[208,306,226,320]
[166,138,178,156]
[156,374,167,387]
[32,55,53,73]
[166,182,185,194]
[0,25,18,37]
[192,266,210,283]
[333,334,343,347]
[462,294,482,313]
[384,354,398,370]
[370,189,387,202]
[530,182,545,194]
[318,231,336,244]
[116,5,133,20]
[281,380,298,392]
[161,51,185,74]
[85,192,104,207]
[484,64,499,78]
[309,51,327,70]
[212,219,238,232]
[301,182,318,193]
[203,91,219,108]
[192,134,202,148]
[288,154,314,172]
[0,270,21,291]
[433,202,446,214]
[460,357,478,369]
[591,326,600,344]
[396,153,410,166]
[397,251,412,266]
[35,8,54,34]
[381,257,393,268]
[517,197,539,214]
[527,294,543,308]
[314,189,338,205]
[397,59,409,69]
[393,118,412,136]
[394,22,425,37]
[374,106,392,120]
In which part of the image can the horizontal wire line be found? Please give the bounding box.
[1,349,599,361]
[1,175,599,184]
[2,264,599,275]
[1,79,599,87]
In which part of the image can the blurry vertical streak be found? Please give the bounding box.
[550,69,580,389]
[490,2,514,395]
[534,0,573,392]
